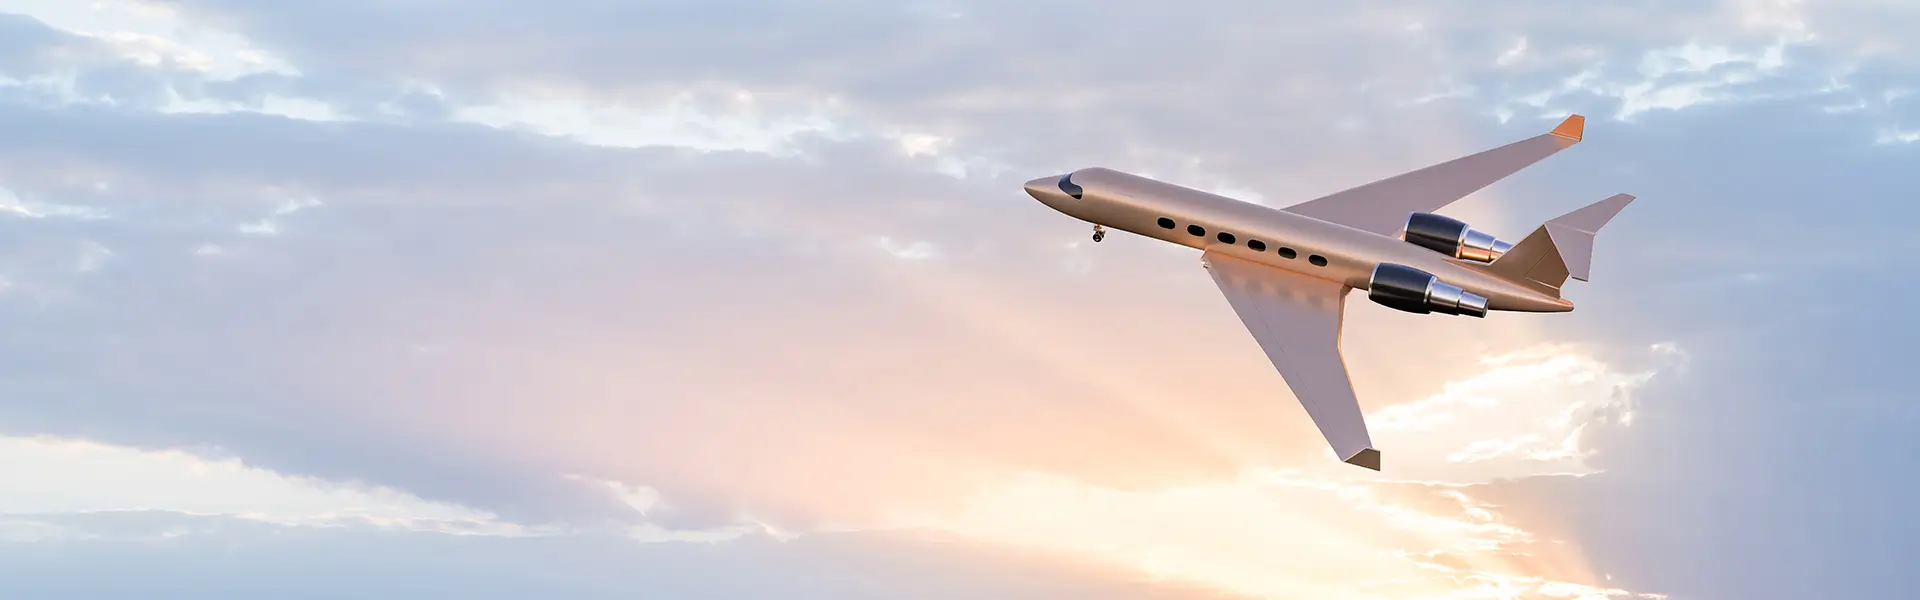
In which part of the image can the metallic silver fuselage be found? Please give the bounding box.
[1026,167,1573,313]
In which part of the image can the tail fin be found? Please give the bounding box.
[1486,193,1636,294]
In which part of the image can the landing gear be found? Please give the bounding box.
[1091,224,1106,243]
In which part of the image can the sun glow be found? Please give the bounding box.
[880,338,1678,600]
[898,468,1662,600]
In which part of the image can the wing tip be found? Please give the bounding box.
[1343,448,1382,471]
[1550,114,1585,142]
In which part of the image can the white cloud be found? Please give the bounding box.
[1408,80,1477,105]
[895,132,950,157]
[0,70,92,106]
[1458,1,1916,130]
[0,185,109,220]
[1490,36,1808,122]
[1875,127,1920,144]
[0,516,63,542]
[1639,41,1773,77]
[1366,343,1679,482]
[871,235,938,261]
[158,86,350,122]
[0,434,501,530]
[0,434,778,545]
[235,191,323,236]
[901,468,1664,600]
[73,239,112,272]
[1,0,297,79]
[1497,37,1531,67]
[861,343,1681,599]
[0,1,346,122]
[0,73,348,122]
[452,86,843,153]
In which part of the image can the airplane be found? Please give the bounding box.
[1020,114,1633,471]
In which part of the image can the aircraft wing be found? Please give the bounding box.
[1281,115,1587,237]
[1200,250,1379,470]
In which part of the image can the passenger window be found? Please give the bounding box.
[1157,217,1176,229]
[1308,255,1328,266]
[1217,232,1236,244]
[1187,225,1206,236]
[1277,247,1297,259]
[1247,240,1267,252]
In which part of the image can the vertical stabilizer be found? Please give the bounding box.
[1486,193,1635,293]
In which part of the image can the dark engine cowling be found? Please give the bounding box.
[1367,263,1488,318]
[1402,213,1512,262]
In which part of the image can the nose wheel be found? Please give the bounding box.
[1091,224,1106,242]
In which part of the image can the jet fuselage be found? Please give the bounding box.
[1023,167,1573,313]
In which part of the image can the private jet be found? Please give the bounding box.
[1021,115,1634,470]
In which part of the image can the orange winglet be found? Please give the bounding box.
[1550,114,1585,142]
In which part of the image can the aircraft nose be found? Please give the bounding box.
[1023,175,1062,200]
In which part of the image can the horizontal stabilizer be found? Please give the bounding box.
[1487,193,1636,292]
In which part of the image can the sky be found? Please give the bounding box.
[0,1,1916,598]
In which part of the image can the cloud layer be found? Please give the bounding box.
[5,0,1920,598]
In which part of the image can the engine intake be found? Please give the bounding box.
[1367,263,1488,318]
[1402,213,1512,263]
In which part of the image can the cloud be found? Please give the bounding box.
[0,103,1680,594]
[4,0,1920,598]
[902,469,1668,600]
[0,334,1681,599]
[0,512,1246,600]
[0,434,499,530]
[853,343,1682,597]
[1,0,295,79]
[1367,343,1681,481]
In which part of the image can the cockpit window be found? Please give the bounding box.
[1058,173,1084,199]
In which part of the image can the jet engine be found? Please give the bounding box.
[1402,213,1512,262]
[1367,263,1488,317]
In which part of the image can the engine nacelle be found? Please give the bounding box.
[1402,213,1512,263]
[1367,263,1488,318]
